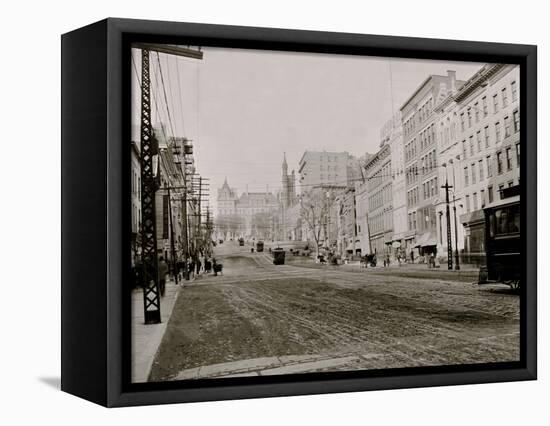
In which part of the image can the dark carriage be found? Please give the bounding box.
[272,247,285,265]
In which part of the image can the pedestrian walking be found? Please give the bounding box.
[410,250,414,264]
[158,256,169,296]
[196,256,202,275]
[188,259,195,278]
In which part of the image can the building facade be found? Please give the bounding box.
[364,144,393,256]
[433,90,466,265]
[298,150,357,190]
[354,180,370,256]
[380,112,407,257]
[131,142,141,265]
[335,188,359,257]
[216,179,279,240]
[400,70,463,260]
[454,64,520,265]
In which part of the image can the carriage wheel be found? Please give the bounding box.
[510,280,521,291]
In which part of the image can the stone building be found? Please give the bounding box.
[298,150,358,190]
[364,143,393,256]
[400,70,464,260]
[216,178,279,240]
[380,112,407,258]
[453,64,520,265]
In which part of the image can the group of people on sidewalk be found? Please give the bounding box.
[168,255,223,286]
[132,254,223,297]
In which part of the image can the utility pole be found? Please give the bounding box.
[449,160,461,271]
[165,184,178,284]
[139,48,161,324]
[138,45,203,324]
[201,176,202,253]
[453,196,460,270]
[181,190,189,280]
[441,179,453,270]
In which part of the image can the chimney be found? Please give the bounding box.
[447,70,457,93]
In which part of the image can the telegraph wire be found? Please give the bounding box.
[156,51,177,140]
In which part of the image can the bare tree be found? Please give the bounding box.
[250,211,273,240]
[299,188,338,256]
[215,214,245,239]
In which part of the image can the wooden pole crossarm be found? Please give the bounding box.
[133,43,204,60]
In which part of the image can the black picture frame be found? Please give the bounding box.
[61,18,537,407]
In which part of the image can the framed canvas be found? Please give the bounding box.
[61,18,537,407]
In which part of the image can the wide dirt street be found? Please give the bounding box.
[149,241,519,382]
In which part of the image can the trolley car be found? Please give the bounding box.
[238,237,245,247]
[483,185,520,289]
[256,240,264,252]
[272,247,285,265]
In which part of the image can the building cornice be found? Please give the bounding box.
[452,64,506,104]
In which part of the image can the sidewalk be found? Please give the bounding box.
[173,353,366,380]
[131,277,182,383]
[285,255,480,281]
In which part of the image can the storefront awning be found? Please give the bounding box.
[414,232,437,248]
[392,241,401,248]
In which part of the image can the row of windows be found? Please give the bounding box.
[406,163,418,186]
[407,211,417,231]
[420,149,437,176]
[404,117,415,138]
[461,110,519,160]
[417,97,434,125]
[407,207,437,233]
[403,97,434,138]
[319,173,340,181]
[132,203,142,232]
[369,183,392,211]
[463,143,520,188]
[319,164,340,172]
[459,80,518,133]
[422,176,439,200]
[419,123,436,151]
[439,117,458,147]
[405,138,417,163]
[496,144,520,175]
[132,171,141,199]
[369,209,393,235]
[464,180,516,213]
[367,161,391,192]
[407,187,419,207]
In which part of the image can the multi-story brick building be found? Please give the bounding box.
[364,144,393,256]
[400,70,463,260]
[380,112,407,257]
[298,150,358,190]
[453,64,520,264]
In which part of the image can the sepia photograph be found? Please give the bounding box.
[129,44,521,383]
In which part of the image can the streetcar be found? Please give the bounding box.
[272,247,286,265]
[256,240,264,252]
[238,237,245,246]
[483,185,521,289]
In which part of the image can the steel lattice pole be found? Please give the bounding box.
[140,49,161,324]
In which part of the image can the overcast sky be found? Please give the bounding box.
[131,46,483,211]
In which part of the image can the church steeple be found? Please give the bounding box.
[282,152,288,174]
